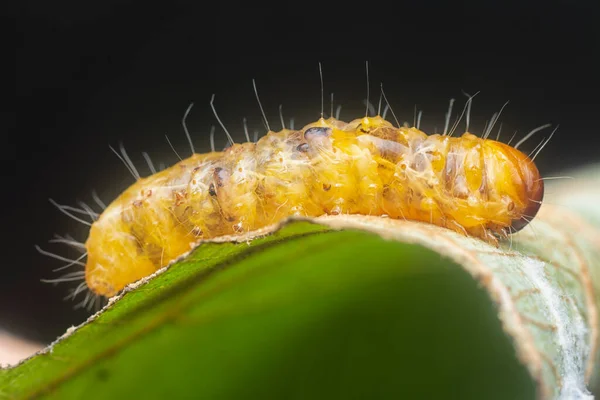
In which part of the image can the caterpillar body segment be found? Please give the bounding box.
[85,116,543,297]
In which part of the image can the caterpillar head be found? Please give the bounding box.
[491,141,544,233]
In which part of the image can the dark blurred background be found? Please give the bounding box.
[10,0,600,345]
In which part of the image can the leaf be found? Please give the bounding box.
[2,164,600,400]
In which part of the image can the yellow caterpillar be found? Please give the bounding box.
[39,67,554,306]
[79,111,544,298]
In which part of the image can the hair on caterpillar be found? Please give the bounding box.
[182,102,196,155]
[210,94,234,146]
[252,79,270,132]
[39,196,108,311]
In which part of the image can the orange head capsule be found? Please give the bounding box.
[489,141,544,233]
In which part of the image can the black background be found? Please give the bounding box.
[11,0,600,344]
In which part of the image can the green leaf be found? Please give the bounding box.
[3,163,600,400]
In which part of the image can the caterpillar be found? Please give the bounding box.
[40,75,553,302]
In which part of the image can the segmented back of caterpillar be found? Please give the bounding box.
[85,115,543,297]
